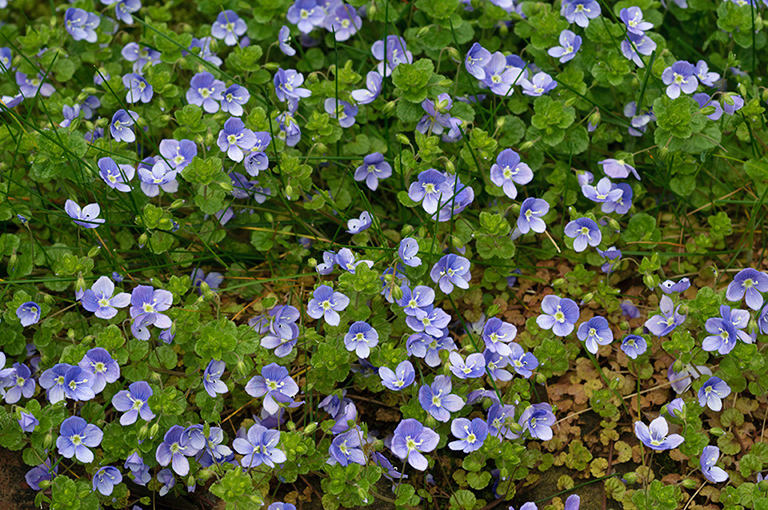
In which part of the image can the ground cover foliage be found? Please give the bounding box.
[2,0,768,509]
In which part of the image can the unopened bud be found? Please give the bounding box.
[285,185,294,198]
[78,490,91,499]
[204,132,215,146]
[723,93,736,106]
[236,360,248,377]
[762,89,768,103]
[609,376,621,390]
[315,143,328,154]
[158,218,174,231]
[198,469,213,482]
[519,141,535,151]
[382,100,397,114]
[307,258,318,268]
[447,47,461,63]
[623,472,637,484]
[564,96,577,107]
[263,62,279,71]
[218,181,234,193]
[139,424,149,440]
[444,159,455,174]
[138,232,148,247]
[287,421,296,431]
[588,110,601,127]
[438,79,453,87]
[402,225,414,236]
[496,117,506,131]
[535,373,546,384]
[608,218,621,232]
[396,133,410,145]
[581,292,594,304]
[44,432,53,449]
[552,278,565,287]
[672,359,684,373]
[681,478,698,489]
[710,427,725,436]
[417,25,430,37]
[303,422,318,435]
[149,423,160,438]
[38,480,51,490]
[391,285,403,301]
[170,199,185,210]
[700,106,717,115]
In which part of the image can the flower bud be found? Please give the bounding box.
[444,159,455,174]
[67,329,76,341]
[609,376,621,390]
[723,93,735,106]
[607,218,621,232]
[44,432,53,449]
[75,273,87,297]
[438,79,453,88]
[700,106,717,115]
[623,472,637,484]
[198,469,213,482]
[149,423,160,438]
[307,257,318,268]
[535,373,547,385]
[170,199,185,210]
[710,427,725,436]
[681,478,698,489]
[382,100,397,114]
[38,480,51,490]
[158,218,174,231]
[138,232,148,247]
[672,359,684,373]
[447,47,461,63]
[315,143,328,154]
[759,480,768,491]
[218,181,234,193]
[402,225,414,236]
[564,96,577,107]
[417,25,431,37]
[496,117,506,131]
[519,140,535,151]
[285,185,294,198]
[588,110,601,127]
[396,134,410,145]
[78,490,91,499]
[236,360,248,377]
[581,292,594,305]
[287,421,296,431]
[263,62,279,71]
[391,285,404,301]
[139,424,149,440]
[303,422,318,435]
[552,278,565,287]
[762,89,768,103]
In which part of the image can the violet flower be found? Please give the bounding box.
[698,377,731,411]
[286,0,325,33]
[211,10,247,46]
[661,61,698,99]
[561,0,601,27]
[701,446,728,483]
[726,268,768,310]
[329,428,366,466]
[122,73,153,104]
[645,295,686,337]
[325,4,362,41]
[114,0,141,24]
[244,363,300,414]
[695,60,720,87]
[18,411,39,433]
[564,217,601,252]
[278,26,296,56]
[379,360,415,391]
[112,381,155,425]
[79,347,120,393]
[634,416,683,451]
[398,237,421,267]
[577,316,613,354]
[519,403,556,440]
[390,419,439,471]
[537,295,580,336]
[490,149,533,199]
[186,72,225,113]
[92,466,122,496]
[547,30,581,63]
[16,72,55,98]
[16,301,41,327]
[621,32,657,68]
[98,157,135,192]
[57,416,103,463]
[160,139,197,170]
[350,71,382,104]
[430,254,471,294]
[371,36,413,77]
[138,160,179,197]
[599,158,640,180]
[221,84,250,116]
[65,8,100,43]
[156,425,192,475]
[354,152,391,191]
[65,200,105,228]
[217,117,257,162]
[3,363,35,403]
[81,275,131,319]
[344,321,379,358]
[518,197,550,234]
[620,7,652,36]
[521,72,557,97]
[449,418,488,453]
[465,42,492,79]
[419,375,465,422]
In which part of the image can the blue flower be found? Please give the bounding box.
[390,419,439,471]
[196,427,234,467]
[449,417,488,453]
[221,84,250,116]
[350,71,382,105]
[521,72,557,97]
[698,376,731,411]
[430,254,471,294]
[660,277,691,294]
[114,0,141,24]
[408,169,450,214]
[537,295,580,337]
[278,26,296,56]
[398,285,435,320]
[329,428,366,466]
[484,350,513,381]
[346,211,372,234]
[668,363,711,394]
[26,459,56,491]
[3,363,34,403]
[156,425,193,475]
[371,36,412,77]
[564,217,601,252]
[418,375,465,422]
[620,334,647,359]
[81,276,131,319]
[335,248,373,274]
[487,403,519,439]
[582,177,623,204]
[244,363,300,415]
[416,94,455,137]
[191,268,224,294]
[519,403,556,440]
[645,295,686,337]
[449,352,486,379]
[695,60,720,87]
[664,397,686,419]
[93,466,122,496]
[112,381,155,425]
[661,61,698,99]
[634,416,683,451]
[577,316,613,354]
[344,321,379,358]
[217,117,258,162]
[138,159,179,197]
[39,363,71,403]
[187,37,223,67]
[398,237,421,267]
[407,332,456,367]
[203,360,228,397]
[122,73,153,104]
[16,301,41,327]
[17,411,39,433]
[16,71,54,98]
[481,52,526,96]
[233,423,286,468]
[518,197,550,234]
[211,10,246,46]
[324,4,362,41]
[65,8,100,43]
[509,343,539,378]
[79,347,120,393]
[124,453,151,486]
[700,446,728,483]
[286,0,325,33]
[378,360,415,391]
[307,285,350,326]
[60,103,80,128]
[63,366,96,401]
[316,251,336,275]
[121,43,160,73]
[481,317,517,357]
[186,72,225,113]
[98,157,135,192]
[490,149,533,199]
[129,285,173,340]
[561,0,601,27]
[57,416,103,463]
[274,68,312,105]
[620,33,656,68]
[726,268,768,311]
[325,98,358,128]
[157,468,175,496]
[465,42,492,79]
[620,7,653,35]
[406,305,451,337]
[65,200,105,228]
[547,30,581,63]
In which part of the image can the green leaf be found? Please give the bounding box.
[196,318,238,360]
[449,489,476,510]
[392,59,434,103]
[415,0,460,19]
[622,212,658,243]
[181,157,224,185]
